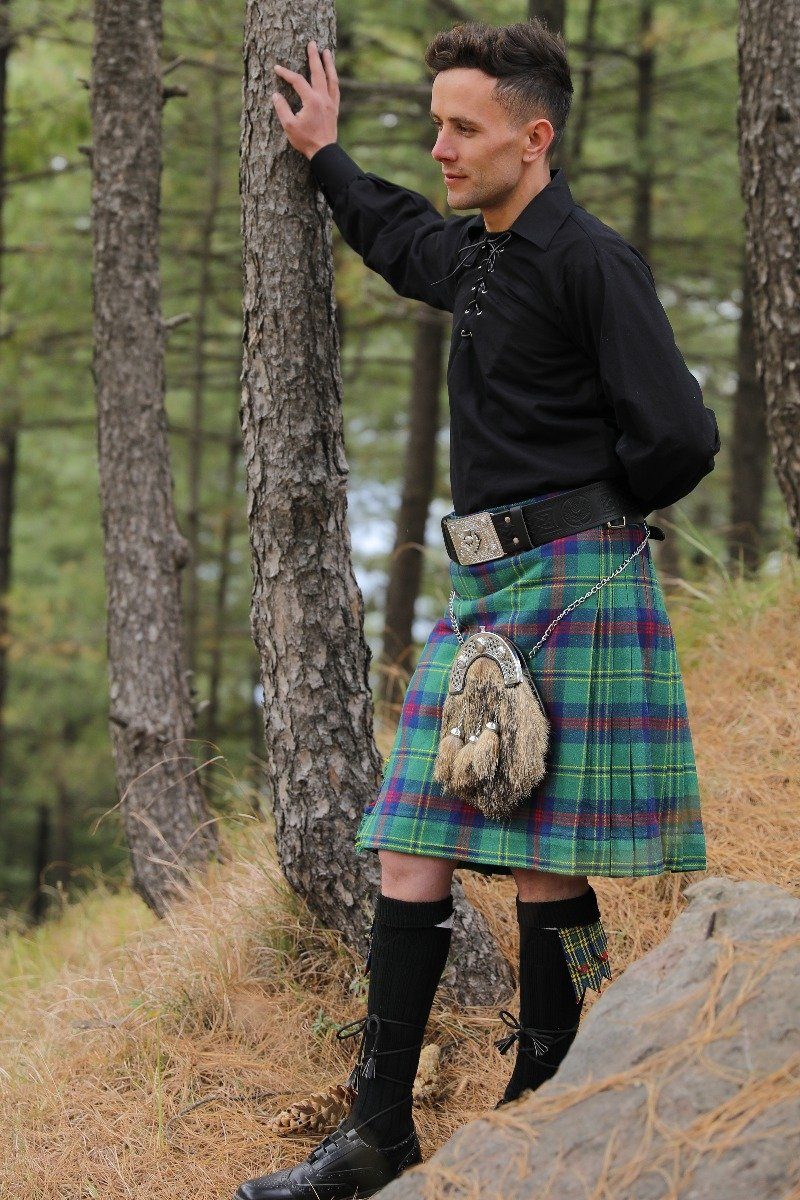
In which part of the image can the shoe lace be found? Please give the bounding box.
[493,1008,580,1058]
[336,1013,427,1092]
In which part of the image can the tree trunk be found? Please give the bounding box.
[186,62,225,676]
[91,0,220,916]
[29,803,49,925]
[632,0,681,584]
[240,2,512,1004]
[566,0,599,177]
[376,305,446,725]
[738,0,800,550]
[0,428,15,818]
[0,1,15,819]
[727,261,769,573]
[205,413,241,753]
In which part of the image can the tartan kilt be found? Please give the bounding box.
[357,490,707,878]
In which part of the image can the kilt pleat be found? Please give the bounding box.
[357,488,707,878]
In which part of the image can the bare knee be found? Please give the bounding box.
[379,850,456,902]
[512,867,589,903]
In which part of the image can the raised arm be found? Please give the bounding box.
[555,238,721,514]
[272,41,467,311]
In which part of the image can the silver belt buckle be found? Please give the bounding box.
[606,515,627,528]
[444,510,505,565]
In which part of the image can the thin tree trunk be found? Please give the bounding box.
[632,0,681,584]
[727,261,769,573]
[0,429,15,817]
[377,305,446,724]
[205,412,241,751]
[567,0,600,176]
[29,804,49,925]
[738,0,800,550]
[0,1,15,818]
[50,716,79,897]
[186,63,225,675]
[91,0,219,916]
[240,2,512,1004]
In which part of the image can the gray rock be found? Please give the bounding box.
[384,876,800,1200]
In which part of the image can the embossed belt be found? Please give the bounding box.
[441,480,665,566]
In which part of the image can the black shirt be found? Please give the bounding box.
[309,142,721,518]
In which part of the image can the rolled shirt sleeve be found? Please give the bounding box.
[309,142,469,312]
[555,239,721,514]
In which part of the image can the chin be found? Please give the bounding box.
[448,188,479,210]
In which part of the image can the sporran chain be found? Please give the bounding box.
[448,521,652,666]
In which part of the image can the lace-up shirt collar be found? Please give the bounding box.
[462,167,576,251]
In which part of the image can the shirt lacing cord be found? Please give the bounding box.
[460,231,511,337]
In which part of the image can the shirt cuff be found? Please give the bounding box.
[309,142,364,207]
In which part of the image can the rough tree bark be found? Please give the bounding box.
[376,305,446,724]
[240,2,511,1004]
[727,262,769,573]
[91,0,219,916]
[738,0,800,551]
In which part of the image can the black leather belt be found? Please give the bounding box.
[441,480,665,566]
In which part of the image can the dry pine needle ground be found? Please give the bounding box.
[1,556,798,1199]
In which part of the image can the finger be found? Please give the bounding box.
[307,39,327,92]
[271,89,298,129]
[321,46,340,103]
[273,61,313,102]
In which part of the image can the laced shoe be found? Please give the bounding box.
[233,1119,421,1199]
[234,1012,426,1199]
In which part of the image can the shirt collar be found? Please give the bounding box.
[465,167,575,251]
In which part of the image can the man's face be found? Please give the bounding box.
[430,68,549,211]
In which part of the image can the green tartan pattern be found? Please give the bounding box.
[556,919,614,1002]
[357,507,707,878]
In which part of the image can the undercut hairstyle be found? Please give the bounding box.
[425,19,573,160]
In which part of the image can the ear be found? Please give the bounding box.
[521,116,554,163]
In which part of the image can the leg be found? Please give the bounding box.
[235,854,457,1200]
[340,852,456,1142]
[379,849,457,901]
[497,870,610,1106]
[511,866,589,902]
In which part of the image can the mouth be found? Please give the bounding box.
[444,173,466,182]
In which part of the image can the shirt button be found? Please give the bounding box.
[513,537,519,545]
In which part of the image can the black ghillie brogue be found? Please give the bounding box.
[233,1119,421,1200]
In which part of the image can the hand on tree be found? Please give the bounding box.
[272,40,340,160]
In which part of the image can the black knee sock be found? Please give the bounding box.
[339,891,453,1147]
[499,886,607,1104]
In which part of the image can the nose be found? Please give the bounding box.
[431,132,456,163]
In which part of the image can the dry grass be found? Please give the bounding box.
[1,555,799,1199]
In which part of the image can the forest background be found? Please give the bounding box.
[0,0,784,917]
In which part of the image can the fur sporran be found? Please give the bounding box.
[433,629,550,822]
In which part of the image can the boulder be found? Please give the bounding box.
[384,876,800,1199]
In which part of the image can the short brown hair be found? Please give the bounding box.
[425,19,573,159]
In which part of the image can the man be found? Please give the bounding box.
[235,19,720,1200]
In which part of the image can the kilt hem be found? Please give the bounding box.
[353,833,707,879]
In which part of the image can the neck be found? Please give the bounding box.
[481,164,554,233]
